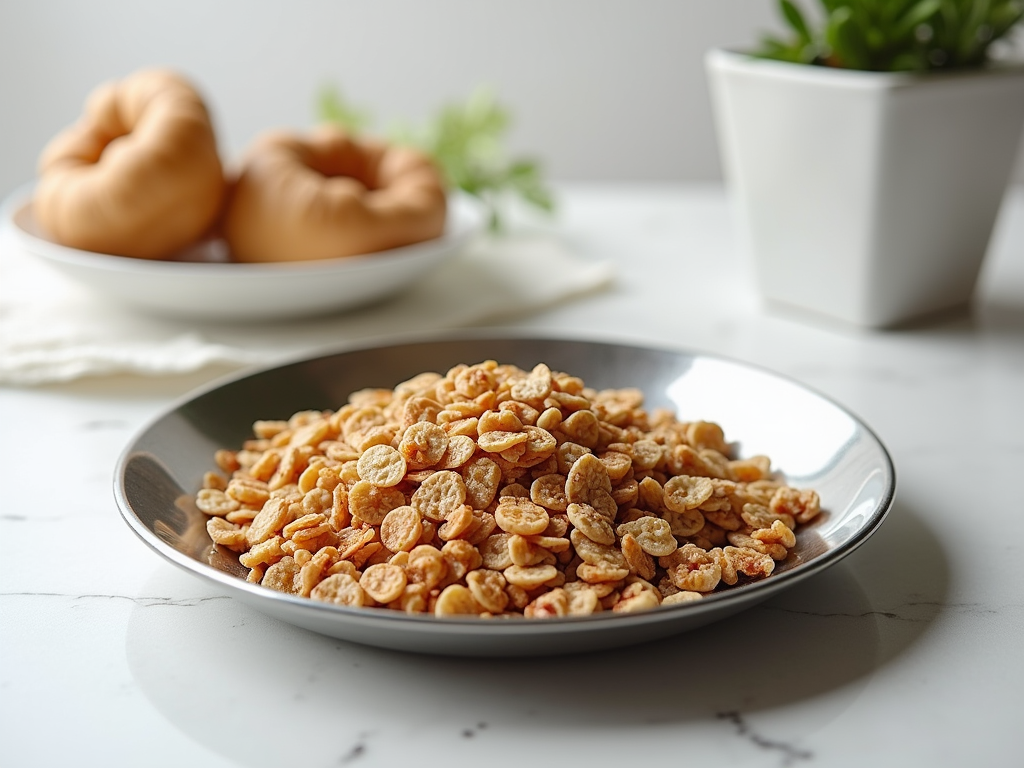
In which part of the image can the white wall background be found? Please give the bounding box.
[1,0,1022,201]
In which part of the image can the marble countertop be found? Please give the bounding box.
[2,184,1022,767]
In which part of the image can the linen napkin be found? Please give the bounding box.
[0,224,613,386]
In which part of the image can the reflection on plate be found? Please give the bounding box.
[3,190,484,322]
[114,334,895,657]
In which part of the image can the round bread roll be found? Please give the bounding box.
[34,69,226,260]
[222,126,447,263]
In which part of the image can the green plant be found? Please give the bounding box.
[757,0,1024,71]
[316,85,554,231]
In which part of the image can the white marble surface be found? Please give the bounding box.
[2,184,1023,767]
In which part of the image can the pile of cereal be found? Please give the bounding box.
[197,361,821,618]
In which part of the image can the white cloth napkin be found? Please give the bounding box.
[0,225,613,386]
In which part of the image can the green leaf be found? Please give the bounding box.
[754,0,1022,70]
[780,0,814,44]
[827,7,872,68]
[316,85,371,134]
[892,0,942,39]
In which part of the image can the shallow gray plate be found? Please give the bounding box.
[114,334,895,656]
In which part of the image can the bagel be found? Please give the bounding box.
[222,126,447,263]
[34,69,225,260]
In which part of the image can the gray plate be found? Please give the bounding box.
[114,333,895,656]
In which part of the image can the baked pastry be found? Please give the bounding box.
[222,125,447,262]
[34,69,225,259]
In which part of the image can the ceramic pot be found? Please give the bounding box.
[706,48,1024,328]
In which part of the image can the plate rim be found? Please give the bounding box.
[113,330,897,635]
[3,184,485,276]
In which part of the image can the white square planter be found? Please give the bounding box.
[706,48,1024,328]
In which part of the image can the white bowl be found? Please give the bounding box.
[3,189,484,322]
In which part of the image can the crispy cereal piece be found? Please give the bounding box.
[741,502,795,531]
[631,440,663,471]
[438,435,477,469]
[611,477,639,507]
[508,535,556,567]
[406,545,448,589]
[246,497,293,546]
[570,528,627,569]
[663,507,705,537]
[752,519,797,549]
[566,502,616,545]
[327,559,359,579]
[282,512,327,539]
[454,363,497,398]
[301,487,332,518]
[663,475,714,512]
[360,563,408,604]
[598,451,633,482]
[616,516,677,557]
[723,545,776,580]
[335,526,377,560]
[380,506,422,552]
[530,474,569,511]
[356,444,408,488]
[464,510,498,545]
[391,583,429,614]
[441,539,483,581]
[620,532,656,580]
[561,410,600,448]
[563,584,600,615]
[206,517,247,551]
[215,449,240,474]
[661,591,703,606]
[434,584,483,616]
[438,504,475,541]
[227,476,272,506]
[770,487,821,524]
[401,396,443,429]
[262,556,302,594]
[466,569,510,613]
[411,470,468,522]
[728,455,772,482]
[542,513,570,538]
[514,427,557,467]
[346,426,395,455]
[494,497,550,535]
[498,482,530,499]
[612,588,660,613]
[399,422,449,469]
[664,544,722,593]
[479,409,524,434]
[510,363,553,403]
[556,442,591,474]
[196,488,240,516]
[524,588,570,618]
[565,453,612,507]
[461,456,501,509]
[536,406,563,432]
[239,536,285,568]
[503,564,559,589]
[310,573,366,606]
[298,549,333,597]
[479,533,515,570]
[348,480,406,526]
[576,562,630,584]
[477,430,529,453]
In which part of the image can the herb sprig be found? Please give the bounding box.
[317,85,554,232]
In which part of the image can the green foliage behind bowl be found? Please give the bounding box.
[757,0,1023,71]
